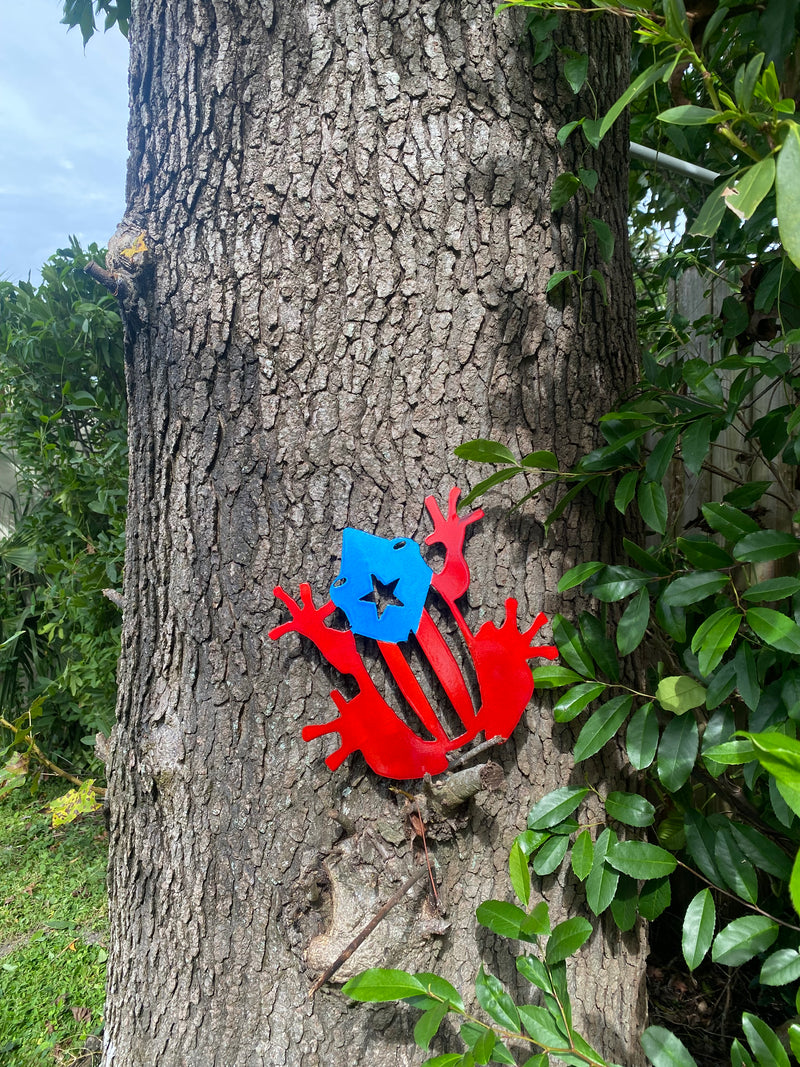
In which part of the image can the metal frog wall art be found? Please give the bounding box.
[269,489,558,779]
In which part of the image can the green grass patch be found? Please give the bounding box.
[0,781,107,1065]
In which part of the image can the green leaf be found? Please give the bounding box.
[638,479,668,534]
[587,565,649,602]
[729,1040,754,1067]
[657,714,699,791]
[557,120,582,144]
[740,731,800,806]
[518,1004,569,1049]
[690,608,740,676]
[553,615,595,677]
[563,53,589,94]
[550,172,581,212]
[616,589,650,657]
[608,841,677,880]
[688,183,728,238]
[639,876,671,921]
[421,1057,464,1067]
[715,828,758,903]
[459,468,522,508]
[777,123,800,270]
[733,529,800,563]
[660,572,729,608]
[723,480,771,509]
[791,848,800,917]
[476,900,529,940]
[571,830,594,880]
[413,974,465,1014]
[746,607,800,653]
[702,740,755,765]
[734,643,760,711]
[723,157,776,221]
[599,61,673,141]
[791,1024,800,1066]
[741,1013,790,1067]
[760,948,800,986]
[734,52,764,111]
[522,1055,549,1067]
[610,873,638,932]
[604,791,655,828]
[590,217,615,263]
[579,612,619,681]
[683,810,722,884]
[585,828,619,916]
[655,676,706,714]
[573,695,633,763]
[553,682,606,724]
[681,416,712,476]
[704,667,737,714]
[790,847,800,919]
[682,889,715,971]
[546,270,578,294]
[627,702,659,770]
[343,968,425,1001]
[557,561,604,593]
[414,999,450,1051]
[475,967,520,1033]
[641,1026,698,1067]
[531,665,583,689]
[659,105,719,125]
[711,916,779,966]
[532,834,569,876]
[509,838,531,908]
[516,954,553,994]
[741,576,800,602]
[522,901,551,938]
[545,917,593,964]
[454,439,518,465]
[728,822,792,880]
[521,450,559,471]
[614,470,639,515]
[645,427,680,484]
[528,787,589,830]
[701,503,759,540]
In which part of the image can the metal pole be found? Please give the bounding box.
[630,141,720,185]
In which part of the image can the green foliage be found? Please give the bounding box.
[0,240,127,775]
[430,2,800,1064]
[61,0,130,43]
[0,782,107,1064]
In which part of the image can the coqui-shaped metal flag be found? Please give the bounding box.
[270,488,558,779]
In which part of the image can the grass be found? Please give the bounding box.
[0,779,108,1066]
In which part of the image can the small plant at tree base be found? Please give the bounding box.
[342,818,797,1066]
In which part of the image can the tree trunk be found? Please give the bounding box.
[104,2,645,1064]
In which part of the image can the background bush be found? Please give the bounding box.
[0,239,126,777]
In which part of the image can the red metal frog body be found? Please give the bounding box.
[270,488,557,779]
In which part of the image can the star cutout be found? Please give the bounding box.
[360,575,405,620]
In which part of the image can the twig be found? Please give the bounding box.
[0,716,106,798]
[307,866,428,996]
[415,801,439,907]
[84,261,129,300]
[102,588,125,610]
[447,734,504,772]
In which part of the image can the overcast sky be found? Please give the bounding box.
[0,0,129,284]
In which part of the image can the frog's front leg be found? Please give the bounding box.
[269,583,362,677]
[424,488,484,603]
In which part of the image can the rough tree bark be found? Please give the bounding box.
[103,1,645,1064]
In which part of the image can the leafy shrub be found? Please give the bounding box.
[0,239,127,775]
